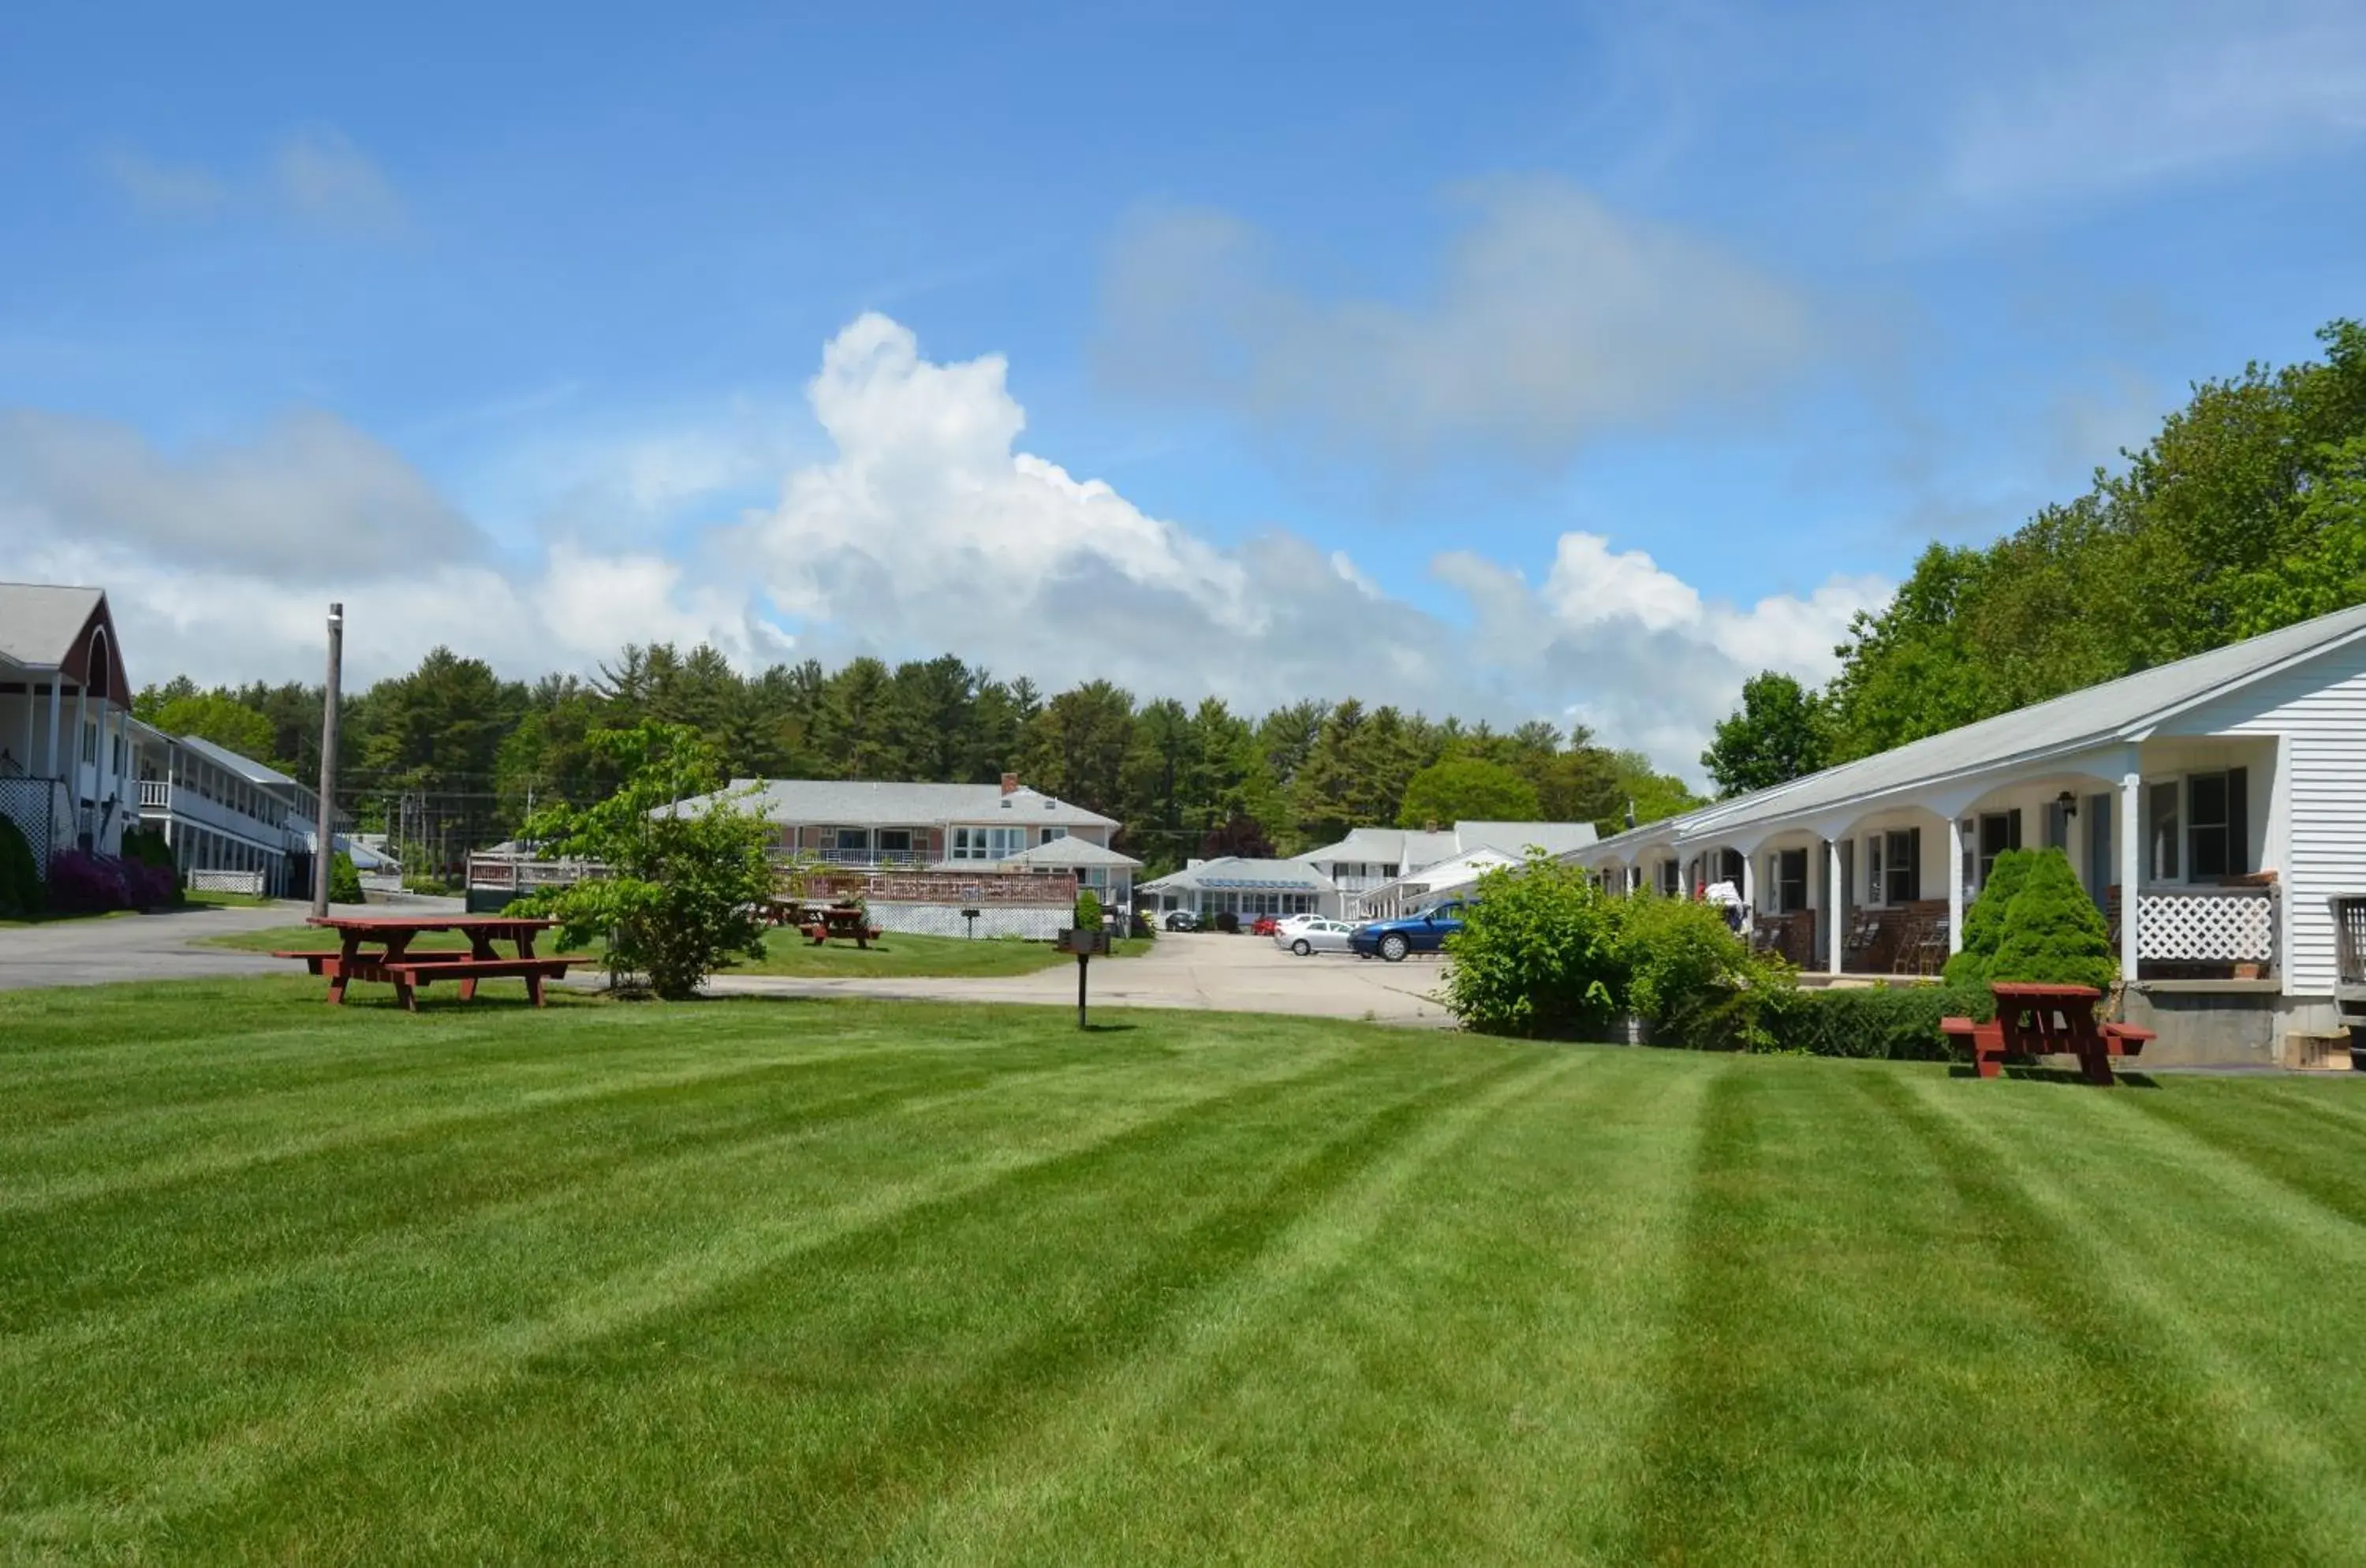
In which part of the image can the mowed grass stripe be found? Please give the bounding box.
[1,1011,1454,1552]
[1623,1058,2181,1566]
[173,1043,1540,1562]
[1905,1074,2366,1553]
[0,984,958,1128]
[1868,1070,2341,1563]
[6,990,2365,1563]
[885,1048,1700,1565]
[2119,1081,2366,1227]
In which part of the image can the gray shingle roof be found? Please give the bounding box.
[178,734,300,790]
[0,583,103,667]
[1303,819,1597,867]
[726,778,1120,829]
[1584,598,2366,855]
[1455,820,1599,857]
[1139,857,1338,893]
[998,837,1143,869]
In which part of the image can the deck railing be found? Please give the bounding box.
[2131,885,2277,972]
[2333,895,2366,991]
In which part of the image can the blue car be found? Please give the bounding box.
[1349,902,1469,962]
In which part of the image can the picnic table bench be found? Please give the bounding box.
[1942,981,2155,1085]
[797,902,882,947]
[274,915,591,1011]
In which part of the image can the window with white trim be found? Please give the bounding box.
[951,826,1026,861]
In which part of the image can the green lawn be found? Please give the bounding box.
[3,982,2364,1562]
[200,924,1150,977]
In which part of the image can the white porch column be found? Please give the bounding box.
[1739,852,1756,919]
[45,679,60,778]
[1827,837,1843,975]
[2119,766,2142,981]
[1945,816,1965,953]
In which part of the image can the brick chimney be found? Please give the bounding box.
[1000,772,1020,795]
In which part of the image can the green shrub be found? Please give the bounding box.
[328,850,365,904]
[1990,849,2117,993]
[1442,854,1624,1038]
[1942,847,2034,989]
[1612,892,1796,1051]
[513,722,775,999]
[1074,888,1103,931]
[1763,983,1995,1060]
[118,827,185,905]
[0,814,39,918]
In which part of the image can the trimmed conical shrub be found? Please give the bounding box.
[1990,848,2116,993]
[1942,846,2035,989]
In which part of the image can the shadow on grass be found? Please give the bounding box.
[1942,1063,2160,1088]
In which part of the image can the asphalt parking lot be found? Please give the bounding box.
[705,928,1459,1025]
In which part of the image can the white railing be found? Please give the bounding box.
[810,848,938,869]
[134,782,289,838]
[188,868,265,897]
[0,777,65,874]
[2136,887,2276,967]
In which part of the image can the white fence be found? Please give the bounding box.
[2136,887,2277,966]
[187,868,266,897]
[867,902,1066,940]
[0,777,64,876]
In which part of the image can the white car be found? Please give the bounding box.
[1275,917,1358,956]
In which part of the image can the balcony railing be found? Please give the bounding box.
[807,848,939,869]
[135,782,289,838]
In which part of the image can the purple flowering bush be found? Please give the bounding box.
[45,850,177,914]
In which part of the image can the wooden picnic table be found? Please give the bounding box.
[276,915,589,1011]
[1944,981,2155,1085]
[799,902,882,948]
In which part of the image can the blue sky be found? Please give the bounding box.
[4,0,2364,776]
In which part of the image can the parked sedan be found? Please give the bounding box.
[1162,909,1203,931]
[1275,917,1359,956]
[1348,902,1469,962]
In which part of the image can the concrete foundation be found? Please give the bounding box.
[2119,980,2342,1068]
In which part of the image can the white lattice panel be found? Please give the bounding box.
[2137,891,2276,964]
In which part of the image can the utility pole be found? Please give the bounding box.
[311,603,344,917]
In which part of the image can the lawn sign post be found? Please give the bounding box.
[1054,924,1110,1027]
[961,906,980,940]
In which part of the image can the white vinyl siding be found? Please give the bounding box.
[2164,637,2366,996]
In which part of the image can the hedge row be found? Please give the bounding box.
[1760,982,1995,1061]
[0,815,39,918]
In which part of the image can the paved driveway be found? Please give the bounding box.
[0,902,300,991]
[704,930,1460,1025]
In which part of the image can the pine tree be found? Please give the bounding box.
[1942,847,2036,989]
[1988,849,2117,993]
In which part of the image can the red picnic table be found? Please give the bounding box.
[1944,981,2155,1085]
[275,915,591,1011]
[797,902,882,947]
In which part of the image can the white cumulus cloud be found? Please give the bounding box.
[0,313,1888,779]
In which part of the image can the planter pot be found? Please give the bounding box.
[2233,961,2263,980]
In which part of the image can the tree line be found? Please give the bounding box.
[135,646,1701,878]
[1702,317,2366,797]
